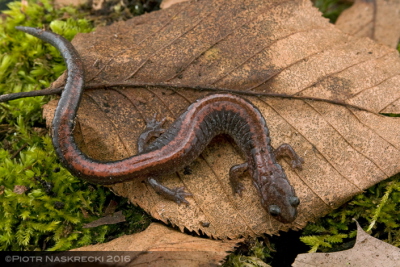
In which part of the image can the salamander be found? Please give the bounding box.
[16,26,304,224]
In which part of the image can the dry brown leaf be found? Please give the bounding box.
[293,221,400,267]
[13,185,28,194]
[335,0,400,48]
[73,223,240,266]
[103,199,119,216]
[160,0,189,9]
[82,210,126,228]
[43,0,400,238]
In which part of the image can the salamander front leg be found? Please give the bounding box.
[137,114,166,153]
[274,144,304,170]
[147,177,192,205]
[229,163,249,197]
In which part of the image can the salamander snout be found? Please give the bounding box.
[267,195,300,223]
[261,179,300,224]
[268,196,300,215]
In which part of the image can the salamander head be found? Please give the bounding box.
[259,171,300,224]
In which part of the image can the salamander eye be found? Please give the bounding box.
[268,205,281,216]
[289,196,300,207]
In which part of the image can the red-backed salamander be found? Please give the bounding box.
[16,26,304,224]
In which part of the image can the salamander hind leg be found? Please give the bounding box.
[274,144,304,170]
[229,162,249,197]
[147,177,192,205]
[137,114,166,153]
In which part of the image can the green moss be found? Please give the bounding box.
[0,0,151,251]
[223,239,273,267]
[301,175,400,252]
[312,0,352,23]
